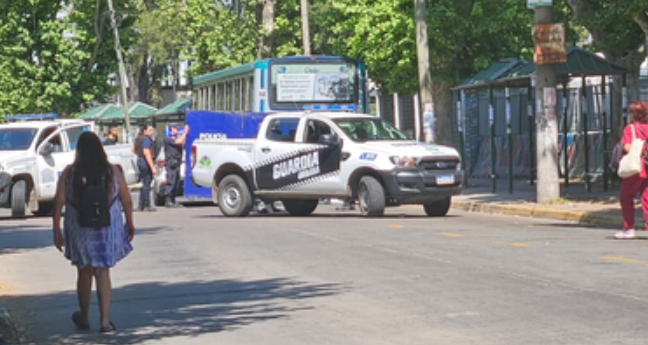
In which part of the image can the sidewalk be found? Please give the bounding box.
[452,177,634,229]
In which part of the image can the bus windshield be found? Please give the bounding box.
[0,128,37,150]
[333,118,409,142]
[270,61,357,105]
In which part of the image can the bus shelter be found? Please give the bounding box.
[452,46,628,194]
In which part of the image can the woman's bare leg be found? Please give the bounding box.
[76,266,93,324]
[93,268,112,328]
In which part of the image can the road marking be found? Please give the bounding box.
[442,232,462,237]
[476,239,531,248]
[602,255,648,267]
[388,224,403,228]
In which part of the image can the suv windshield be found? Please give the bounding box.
[333,118,409,142]
[0,129,37,150]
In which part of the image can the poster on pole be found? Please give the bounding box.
[532,23,566,65]
[544,87,558,147]
[527,0,552,8]
[423,103,435,143]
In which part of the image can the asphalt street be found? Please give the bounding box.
[1,203,648,344]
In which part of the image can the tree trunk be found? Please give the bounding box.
[257,0,277,59]
[414,0,434,142]
[432,80,453,145]
[137,60,149,103]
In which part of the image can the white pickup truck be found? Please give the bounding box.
[190,112,464,217]
[0,119,139,217]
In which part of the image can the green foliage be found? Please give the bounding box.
[322,0,534,95]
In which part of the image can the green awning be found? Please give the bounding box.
[154,98,192,117]
[98,102,157,122]
[78,104,116,120]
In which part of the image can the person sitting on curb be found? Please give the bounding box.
[616,100,648,240]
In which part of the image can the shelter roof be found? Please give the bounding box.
[153,98,192,117]
[453,46,628,91]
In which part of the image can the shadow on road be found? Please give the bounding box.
[0,226,167,255]
[7,277,343,344]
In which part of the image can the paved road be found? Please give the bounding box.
[1,204,648,344]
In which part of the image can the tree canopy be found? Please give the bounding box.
[0,0,645,120]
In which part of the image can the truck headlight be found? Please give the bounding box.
[389,156,420,168]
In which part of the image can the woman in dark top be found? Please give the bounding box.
[133,124,158,211]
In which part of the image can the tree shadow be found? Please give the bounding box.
[0,226,167,255]
[5,277,344,344]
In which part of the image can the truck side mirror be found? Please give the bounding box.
[319,134,340,146]
[39,142,55,155]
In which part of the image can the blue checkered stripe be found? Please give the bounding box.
[277,170,341,191]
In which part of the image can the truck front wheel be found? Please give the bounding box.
[217,175,253,217]
[11,180,27,218]
[282,199,318,216]
[358,176,385,217]
[423,197,451,217]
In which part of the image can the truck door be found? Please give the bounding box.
[297,119,344,194]
[254,117,303,190]
[35,123,90,199]
[254,117,342,192]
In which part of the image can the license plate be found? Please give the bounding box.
[437,174,455,185]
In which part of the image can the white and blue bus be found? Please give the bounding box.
[192,55,369,113]
[182,55,369,201]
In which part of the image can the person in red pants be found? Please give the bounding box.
[617,100,648,239]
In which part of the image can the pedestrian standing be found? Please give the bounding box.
[163,123,189,207]
[617,100,648,239]
[52,131,135,333]
[134,124,158,212]
[103,127,119,145]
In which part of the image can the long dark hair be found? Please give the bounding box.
[72,132,114,202]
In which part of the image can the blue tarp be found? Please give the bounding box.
[183,110,268,199]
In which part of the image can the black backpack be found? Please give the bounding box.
[77,175,114,228]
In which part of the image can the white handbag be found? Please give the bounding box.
[618,125,644,178]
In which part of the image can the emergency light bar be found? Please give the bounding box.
[302,105,356,111]
[5,113,58,121]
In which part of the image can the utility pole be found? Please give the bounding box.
[531,1,562,203]
[300,0,311,55]
[107,0,132,139]
[414,0,434,142]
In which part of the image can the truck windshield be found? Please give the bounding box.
[0,129,37,150]
[333,118,409,142]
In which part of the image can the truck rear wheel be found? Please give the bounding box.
[423,197,451,217]
[217,175,253,217]
[11,180,27,218]
[282,199,318,216]
[358,176,385,217]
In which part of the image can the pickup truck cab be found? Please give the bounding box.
[0,119,139,217]
[191,111,464,217]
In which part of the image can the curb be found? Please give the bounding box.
[0,299,20,345]
[452,200,622,228]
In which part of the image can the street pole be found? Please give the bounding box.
[107,0,132,139]
[533,4,560,203]
[415,0,434,142]
[300,0,311,55]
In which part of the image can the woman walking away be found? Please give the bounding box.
[617,100,648,239]
[52,131,135,332]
